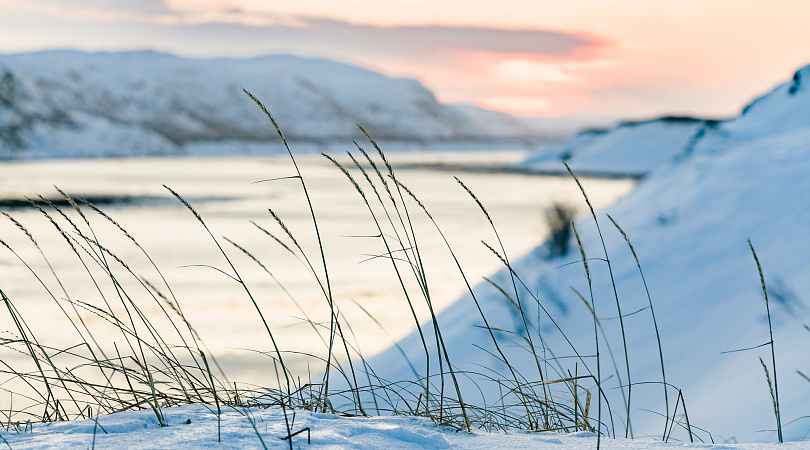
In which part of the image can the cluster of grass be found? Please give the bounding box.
[0,90,790,448]
[0,92,598,448]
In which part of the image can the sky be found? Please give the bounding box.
[1,0,808,120]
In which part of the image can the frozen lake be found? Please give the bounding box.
[0,151,634,385]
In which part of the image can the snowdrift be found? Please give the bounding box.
[5,403,800,449]
[371,65,810,443]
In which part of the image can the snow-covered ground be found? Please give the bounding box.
[0,51,542,159]
[2,54,809,447]
[1,404,802,449]
[521,117,709,176]
[369,65,810,444]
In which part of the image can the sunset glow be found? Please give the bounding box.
[1,0,808,119]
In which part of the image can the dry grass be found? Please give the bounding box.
[0,93,726,448]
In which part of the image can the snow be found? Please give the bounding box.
[0,404,800,449]
[521,66,810,177]
[370,65,810,443]
[687,66,810,158]
[0,51,542,159]
[2,53,810,447]
[521,117,709,176]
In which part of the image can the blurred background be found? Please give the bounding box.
[1,1,810,442]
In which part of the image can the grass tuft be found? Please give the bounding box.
[0,94,785,447]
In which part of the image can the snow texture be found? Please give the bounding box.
[0,404,801,449]
[372,65,810,443]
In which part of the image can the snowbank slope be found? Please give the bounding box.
[372,65,810,443]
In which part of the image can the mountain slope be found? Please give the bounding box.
[0,51,539,159]
[522,116,710,176]
[371,65,810,442]
[522,66,810,177]
[687,66,810,157]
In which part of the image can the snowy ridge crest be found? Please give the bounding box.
[522,116,711,176]
[522,64,810,176]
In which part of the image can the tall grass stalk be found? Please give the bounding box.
[571,221,602,448]
[564,162,632,438]
[0,103,705,444]
[474,206,607,433]
[321,152,434,413]
[748,239,782,443]
[242,89,338,411]
[325,146,469,428]
[355,130,458,423]
[164,185,291,396]
[607,214,669,440]
[455,176,552,427]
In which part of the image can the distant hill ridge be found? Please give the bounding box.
[0,50,540,158]
[523,64,810,176]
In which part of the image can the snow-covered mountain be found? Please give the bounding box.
[523,66,809,177]
[686,66,809,157]
[0,50,540,159]
[372,65,810,442]
[522,117,711,176]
